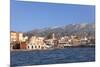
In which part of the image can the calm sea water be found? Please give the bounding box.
[11,47,95,66]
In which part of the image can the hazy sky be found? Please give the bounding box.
[10,0,95,32]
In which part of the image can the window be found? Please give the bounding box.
[28,46,29,48]
[35,46,37,48]
[32,46,33,48]
[38,46,40,48]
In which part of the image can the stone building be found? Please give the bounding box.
[27,36,48,50]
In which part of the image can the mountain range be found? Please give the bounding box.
[24,23,95,38]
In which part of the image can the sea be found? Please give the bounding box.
[10,47,95,66]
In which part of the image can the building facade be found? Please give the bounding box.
[10,31,19,43]
[10,31,28,50]
[27,36,48,50]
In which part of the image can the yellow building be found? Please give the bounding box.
[10,31,28,50]
[10,31,19,42]
[10,31,28,43]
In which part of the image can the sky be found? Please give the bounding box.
[10,0,95,32]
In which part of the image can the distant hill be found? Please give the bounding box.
[24,23,95,38]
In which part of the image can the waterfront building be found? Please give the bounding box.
[71,39,81,46]
[51,33,59,47]
[10,31,25,42]
[19,33,23,42]
[10,31,28,49]
[59,36,69,44]
[80,37,88,45]
[10,31,19,50]
[69,36,81,46]
[10,31,19,43]
[27,36,48,50]
[44,33,59,48]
